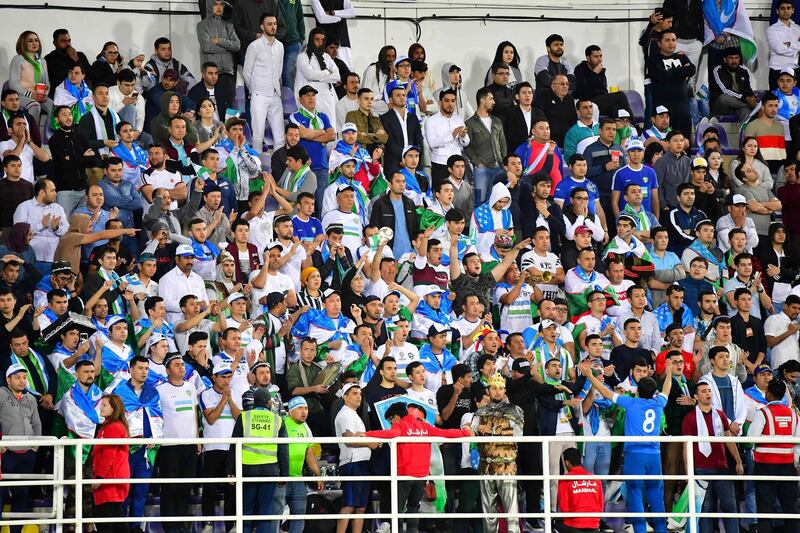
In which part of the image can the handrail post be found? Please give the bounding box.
[543,439,552,533]
[55,443,65,533]
[390,440,399,532]
[686,439,697,533]
[74,443,83,531]
[235,440,243,533]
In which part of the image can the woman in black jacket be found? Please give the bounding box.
[90,42,122,88]
[760,222,800,313]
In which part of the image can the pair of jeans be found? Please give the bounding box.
[56,189,85,217]
[243,463,279,533]
[313,166,330,217]
[122,446,153,521]
[695,468,738,533]
[94,501,127,533]
[582,441,611,488]
[623,450,667,533]
[0,450,36,533]
[272,480,307,533]
[471,165,501,205]
[282,43,301,89]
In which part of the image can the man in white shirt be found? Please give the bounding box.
[139,144,185,212]
[13,178,68,266]
[273,214,308,292]
[157,244,208,324]
[0,113,51,183]
[765,294,800,368]
[424,89,470,184]
[250,242,298,314]
[242,13,284,153]
[108,69,147,143]
[336,72,361,131]
[321,183,364,258]
[716,194,759,253]
[156,353,199,531]
[767,0,800,90]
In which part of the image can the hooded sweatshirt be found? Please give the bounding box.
[150,91,199,146]
[197,0,241,75]
[433,62,474,120]
[125,48,151,92]
[472,182,513,255]
[365,413,469,477]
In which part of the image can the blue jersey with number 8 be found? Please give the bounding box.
[613,393,667,453]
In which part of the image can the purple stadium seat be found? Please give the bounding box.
[281,86,296,116]
[623,90,644,125]
[695,122,738,156]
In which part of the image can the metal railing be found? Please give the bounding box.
[2,434,800,533]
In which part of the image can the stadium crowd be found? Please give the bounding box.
[4,0,800,532]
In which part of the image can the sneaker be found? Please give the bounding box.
[202,525,213,533]
[624,524,635,533]
[375,523,391,533]
[698,117,710,126]
[599,520,614,532]
[708,117,719,125]
[647,522,654,533]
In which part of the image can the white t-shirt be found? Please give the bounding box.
[200,386,243,451]
[140,168,182,211]
[335,405,371,465]
[320,209,363,258]
[0,140,35,183]
[452,316,481,363]
[494,282,534,338]
[212,352,250,402]
[406,387,438,415]
[249,269,294,315]
[174,318,213,354]
[248,211,276,258]
[375,342,420,382]
[764,311,800,368]
[156,380,198,440]
[520,249,562,300]
[279,242,307,293]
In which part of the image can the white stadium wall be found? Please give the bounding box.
[0,0,776,109]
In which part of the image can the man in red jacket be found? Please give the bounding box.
[364,402,472,533]
[557,447,604,533]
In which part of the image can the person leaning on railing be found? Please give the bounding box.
[226,388,288,533]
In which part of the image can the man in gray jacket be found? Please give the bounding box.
[654,130,692,214]
[0,364,42,530]
[465,87,507,205]
[196,0,240,116]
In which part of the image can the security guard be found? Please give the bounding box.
[747,379,800,533]
[227,388,288,533]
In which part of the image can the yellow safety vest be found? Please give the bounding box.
[241,408,281,465]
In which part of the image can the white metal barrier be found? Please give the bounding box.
[1,434,799,533]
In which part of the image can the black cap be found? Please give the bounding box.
[722,46,742,58]
[253,388,270,408]
[364,295,381,304]
[448,64,461,73]
[164,352,183,368]
[325,223,344,234]
[512,357,531,374]
[274,214,292,225]
[265,292,285,308]
[298,85,318,96]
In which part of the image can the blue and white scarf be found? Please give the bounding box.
[191,238,220,262]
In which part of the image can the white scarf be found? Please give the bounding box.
[90,106,120,156]
[696,405,724,457]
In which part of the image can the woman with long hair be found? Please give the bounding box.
[92,394,130,533]
[90,42,123,88]
[295,27,340,124]
[361,45,396,115]
[705,149,733,199]
[408,43,437,91]
[730,137,773,190]
[484,41,524,87]
[8,30,52,127]
[760,222,800,313]
[643,142,664,168]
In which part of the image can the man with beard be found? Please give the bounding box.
[710,47,757,121]
[471,373,525,533]
[48,105,94,215]
[465,87,507,205]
